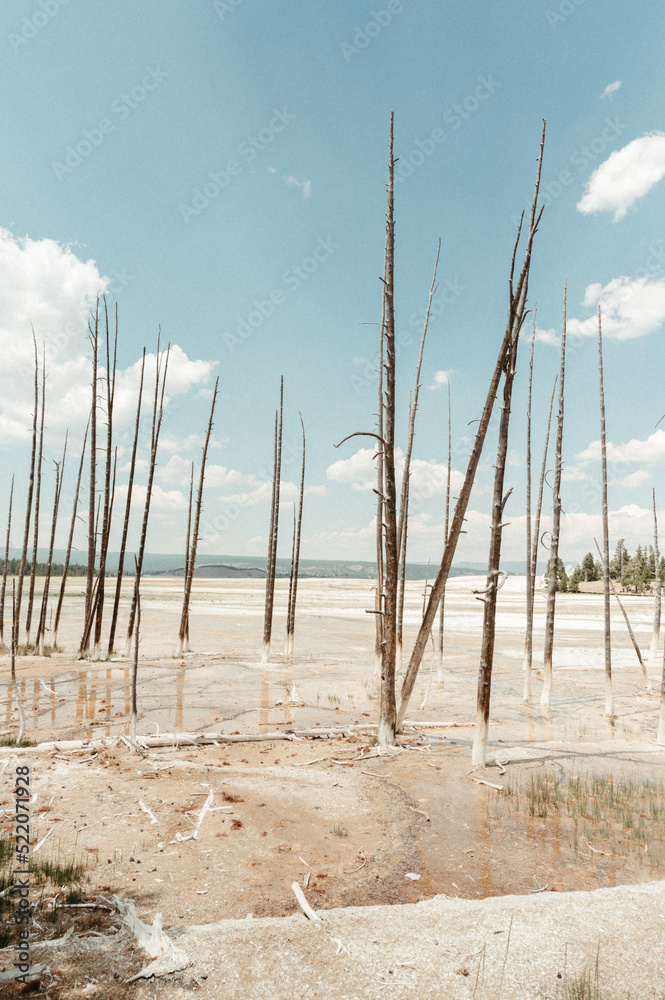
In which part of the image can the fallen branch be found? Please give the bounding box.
[291,881,322,923]
[115,896,191,982]
[471,777,504,790]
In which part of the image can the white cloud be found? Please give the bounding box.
[577,428,665,465]
[566,275,665,341]
[577,132,665,221]
[535,326,559,347]
[305,484,327,497]
[218,480,299,507]
[326,446,464,499]
[611,469,651,489]
[600,81,622,100]
[562,465,592,483]
[284,175,312,199]
[428,369,451,389]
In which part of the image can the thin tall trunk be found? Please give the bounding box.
[285,415,306,656]
[54,424,88,649]
[286,504,296,652]
[374,252,387,677]
[36,438,67,655]
[524,375,557,701]
[12,582,26,744]
[523,313,536,682]
[0,475,15,644]
[598,306,613,716]
[176,378,219,656]
[125,337,170,656]
[84,304,99,632]
[437,380,452,682]
[397,121,546,730]
[650,488,661,665]
[25,350,46,645]
[108,351,145,657]
[93,302,117,660]
[182,461,194,650]
[541,283,567,709]
[594,539,651,693]
[396,241,441,668]
[130,564,140,744]
[261,378,283,664]
[15,333,39,643]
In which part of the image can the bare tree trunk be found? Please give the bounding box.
[396,241,441,669]
[0,475,14,645]
[650,488,661,665]
[93,302,117,660]
[182,460,194,650]
[397,121,546,731]
[437,380,452,682]
[53,423,88,649]
[594,538,651,693]
[378,111,398,747]
[24,350,45,646]
[176,378,219,656]
[286,504,296,653]
[524,375,557,701]
[108,351,145,657]
[285,415,306,656]
[374,254,387,677]
[541,283,567,709]
[84,304,99,637]
[130,567,140,744]
[522,314,536,684]
[15,334,39,643]
[11,582,26,744]
[597,306,613,716]
[124,337,170,656]
[36,438,67,655]
[261,377,283,664]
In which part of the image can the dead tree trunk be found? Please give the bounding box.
[107,350,145,657]
[594,538,651,693]
[397,121,546,731]
[53,423,88,650]
[650,488,661,666]
[396,241,441,668]
[437,379,452,682]
[15,333,39,643]
[124,338,170,657]
[24,349,46,646]
[524,375,557,701]
[175,378,218,656]
[92,302,117,660]
[541,283,567,709]
[130,561,140,744]
[374,254,387,677]
[11,582,26,744]
[182,460,194,650]
[598,306,613,716]
[523,313,536,683]
[285,414,305,655]
[0,475,14,645]
[262,377,283,664]
[36,438,67,655]
[84,304,99,637]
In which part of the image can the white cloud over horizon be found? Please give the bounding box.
[577,132,665,221]
[566,275,665,341]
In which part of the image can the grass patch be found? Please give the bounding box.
[330,824,349,837]
[0,736,37,747]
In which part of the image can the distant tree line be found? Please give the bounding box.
[1,558,92,578]
[544,539,665,594]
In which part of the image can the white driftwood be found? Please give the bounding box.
[32,826,56,854]
[31,926,74,949]
[291,882,321,923]
[138,799,158,825]
[115,896,190,982]
[0,963,49,983]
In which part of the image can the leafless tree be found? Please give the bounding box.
[522,314,536,681]
[396,241,441,669]
[397,121,546,731]
[11,582,26,744]
[36,438,67,655]
[182,460,194,650]
[659,621,665,745]
[84,303,99,631]
[53,423,88,650]
[541,283,567,709]
[594,538,651,693]
[650,488,661,666]
[373,255,388,677]
[437,379,452,682]
[0,475,14,645]
[176,378,219,656]
[130,560,140,745]
[24,348,46,646]
[262,378,283,664]
[285,415,305,655]
[14,333,39,643]
[124,337,170,657]
[597,306,613,716]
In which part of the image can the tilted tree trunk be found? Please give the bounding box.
[124,338,170,656]
[15,333,39,643]
[396,241,441,669]
[524,374,557,701]
[84,304,99,636]
[24,350,46,646]
[286,503,296,652]
[0,475,15,644]
[108,351,145,657]
[261,377,283,664]
[53,423,88,649]
[36,438,67,655]
[130,561,140,744]
[176,378,219,657]
[594,538,651,693]
[285,414,306,656]
[182,460,194,649]
[650,488,661,666]
[522,314,536,682]
[541,283,567,709]
[397,121,546,731]
[597,306,613,716]
[92,302,117,660]
[437,379,452,682]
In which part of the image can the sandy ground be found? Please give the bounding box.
[1,575,665,996]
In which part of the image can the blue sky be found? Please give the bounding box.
[1,0,664,568]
